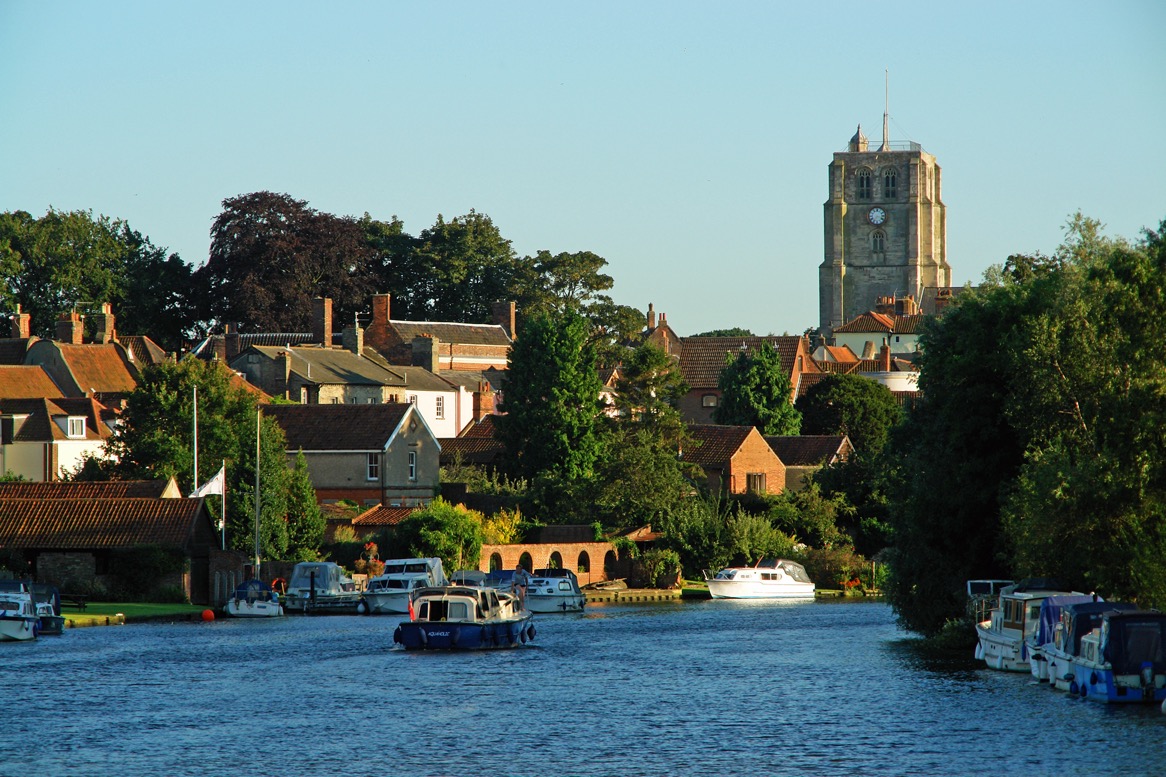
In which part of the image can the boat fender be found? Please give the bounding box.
[527,623,536,641]
[451,626,461,647]
[520,626,527,644]
[1080,683,1088,698]
[418,627,428,648]
[393,626,402,644]
[356,599,368,615]
[1090,671,1098,686]
[1069,680,1079,696]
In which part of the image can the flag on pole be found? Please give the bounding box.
[190,466,225,498]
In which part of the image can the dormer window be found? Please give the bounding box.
[67,417,86,438]
[856,168,872,200]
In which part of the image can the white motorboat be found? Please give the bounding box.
[282,562,363,613]
[524,568,585,613]
[0,587,40,641]
[360,557,448,614]
[703,558,815,599]
[224,578,285,618]
[974,578,1082,672]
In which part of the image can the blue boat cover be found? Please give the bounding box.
[1064,601,1139,656]
[1103,612,1166,674]
[1036,594,1098,647]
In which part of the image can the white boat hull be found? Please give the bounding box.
[362,591,412,614]
[224,599,284,618]
[0,615,39,641]
[525,593,585,613]
[975,620,1029,671]
[706,580,815,599]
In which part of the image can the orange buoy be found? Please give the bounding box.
[201,609,215,622]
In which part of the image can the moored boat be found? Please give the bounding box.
[360,557,448,615]
[224,578,285,618]
[282,562,363,613]
[525,568,585,613]
[1045,601,1138,692]
[1065,609,1166,703]
[393,585,536,650]
[1026,594,1098,682]
[974,578,1082,672]
[0,586,40,642]
[703,558,815,600]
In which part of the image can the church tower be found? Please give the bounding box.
[819,97,951,333]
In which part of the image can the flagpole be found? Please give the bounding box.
[254,409,262,577]
[193,386,199,489]
[220,458,227,551]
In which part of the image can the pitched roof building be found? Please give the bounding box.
[0,397,116,481]
[684,424,786,496]
[0,365,63,399]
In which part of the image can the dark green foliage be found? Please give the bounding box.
[388,498,483,573]
[106,546,188,601]
[692,328,754,337]
[713,342,801,435]
[613,343,689,441]
[796,373,902,454]
[285,451,325,562]
[591,427,695,533]
[655,495,731,579]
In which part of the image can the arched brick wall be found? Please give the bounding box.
[480,541,622,587]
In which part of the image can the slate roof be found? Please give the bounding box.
[0,498,208,549]
[266,403,413,451]
[0,365,63,398]
[764,435,852,466]
[678,336,808,388]
[0,338,37,365]
[190,332,317,361]
[0,479,179,499]
[439,436,504,466]
[352,505,418,527]
[0,397,113,442]
[390,321,511,347]
[249,345,406,387]
[683,425,754,466]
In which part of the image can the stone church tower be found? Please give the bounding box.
[819,113,951,333]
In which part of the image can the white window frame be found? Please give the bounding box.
[435,395,445,419]
[67,417,86,438]
[408,451,417,481]
[367,453,379,481]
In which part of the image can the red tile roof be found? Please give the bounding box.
[352,505,418,527]
[0,479,177,499]
[0,365,63,399]
[458,415,499,439]
[0,397,113,442]
[53,343,140,395]
[678,336,810,388]
[683,424,754,466]
[439,436,504,466]
[0,498,209,549]
[266,403,413,451]
[0,338,37,365]
[119,335,169,366]
[764,435,852,466]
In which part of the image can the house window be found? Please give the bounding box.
[349,397,358,404]
[702,394,718,408]
[367,397,375,404]
[883,168,897,199]
[408,394,418,405]
[67,417,86,438]
[331,397,339,405]
[367,453,379,481]
[871,229,886,254]
[300,387,308,403]
[408,451,417,481]
[435,396,445,419]
[746,472,767,494]
[856,168,872,199]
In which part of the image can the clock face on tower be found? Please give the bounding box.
[868,207,887,226]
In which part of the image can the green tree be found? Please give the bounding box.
[197,191,373,333]
[692,328,754,337]
[795,373,902,454]
[713,342,801,435]
[655,494,732,579]
[389,498,483,573]
[285,450,326,561]
[591,427,694,533]
[613,342,689,441]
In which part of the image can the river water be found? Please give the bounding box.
[4,599,1165,776]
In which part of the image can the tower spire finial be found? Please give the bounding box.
[879,69,890,152]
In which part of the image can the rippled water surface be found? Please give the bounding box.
[4,599,1166,776]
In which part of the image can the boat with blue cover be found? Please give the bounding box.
[1064,609,1166,703]
[1044,601,1137,691]
[974,578,1081,672]
[224,578,284,618]
[1026,594,1098,682]
[393,584,536,650]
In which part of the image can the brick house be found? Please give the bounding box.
[764,435,854,492]
[266,403,440,508]
[684,424,786,496]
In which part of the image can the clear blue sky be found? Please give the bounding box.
[2,2,1163,337]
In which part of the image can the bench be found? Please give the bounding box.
[59,593,88,611]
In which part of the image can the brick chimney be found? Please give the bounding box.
[412,336,441,372]
[312,297,333,347]
[647,303,657,330]
[879,341,892,372]
[56,311,83,344]
[10,304,30,339]
[224,323,241,361]
[91,302,116,344]
[365,293,392,353]
[275,350,292,399]
[491,301,516,340]
[473,380,496,420]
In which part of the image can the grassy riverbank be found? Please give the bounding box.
[64,602,211,628]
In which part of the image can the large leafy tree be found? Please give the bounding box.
[103,359,302,560]
[613,343,689,440]
[495,311,604,511]
[0,208,195,350]
[713,342,801,435]
[389,498,483,573]
[795,373,902,454]
[197,191,373,333]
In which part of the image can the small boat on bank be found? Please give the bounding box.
[0,586,40,641]
[1064,609,1166,703]
[393,585,536,650]
[975,578,1082,672]
[282,562,363,613]
[224,578,285,618]
[360,557,448,615]
[525,568,585,613]
[703,559,815,600]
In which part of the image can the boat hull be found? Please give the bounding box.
[362,591,411,614]
[975,621,1029,672]
[525,594,585,613]
[37,614,66,635]
[706,581,815,599]
[224,600,284,618]
[394,615,536,651]
[0,614,39,641]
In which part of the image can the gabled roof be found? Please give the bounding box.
[247,345,406,387]
[678,336,811,388]
[458,415,499,439]
[764,435,852,467]
[352,505,419,527]
[683,424,755,466]
[189,332,316,361]
[0,397,113,442]
[266,403,418,452]
[834,312,926,335]
[389,321,511,348]
[0,497,210,549]
[26,341,139,397]
[0,478,180,499]
[119,335,169,366]
[0,365,63,399]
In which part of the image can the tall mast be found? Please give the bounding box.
[879,69,890,152]
[254,409,261,575]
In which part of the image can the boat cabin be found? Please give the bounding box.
[413,586,503,623]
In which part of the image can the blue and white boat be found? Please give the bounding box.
[393,585,536,650]
[1066,609,1166,703]
[525,568,585,613]
[1044,601,1138,691]
[1026,594,1098,682]
[974,578,1081,672]
[224,578,284,618]
[360,557,448,615]
[0,586,40,642]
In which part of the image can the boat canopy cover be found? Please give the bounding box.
[288,562,352,593]
[1103,612,1166,674]
[1035,594,1098,646]
[775,560,813,584]
[233,578,277,601]
[1064,602,1138,655]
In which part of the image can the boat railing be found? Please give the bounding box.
[967,594,996,624]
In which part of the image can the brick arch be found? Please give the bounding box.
[480,540,619,587]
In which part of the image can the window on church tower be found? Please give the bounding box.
[872,230,886,254]
[857,169,872,199]
[883,169,897,199]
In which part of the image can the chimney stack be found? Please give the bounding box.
[224,323,241,361]
[880,341,892,372]
[491,301,516,339]
[365,293,392,352]
[412,336,441,373]
[312,297,333,347]
[647,303,657,329]
[56,311,83,345]
[275,350,292,399]
[92,302,116,344]
[342,321,364,356]
[10,304,30,339]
